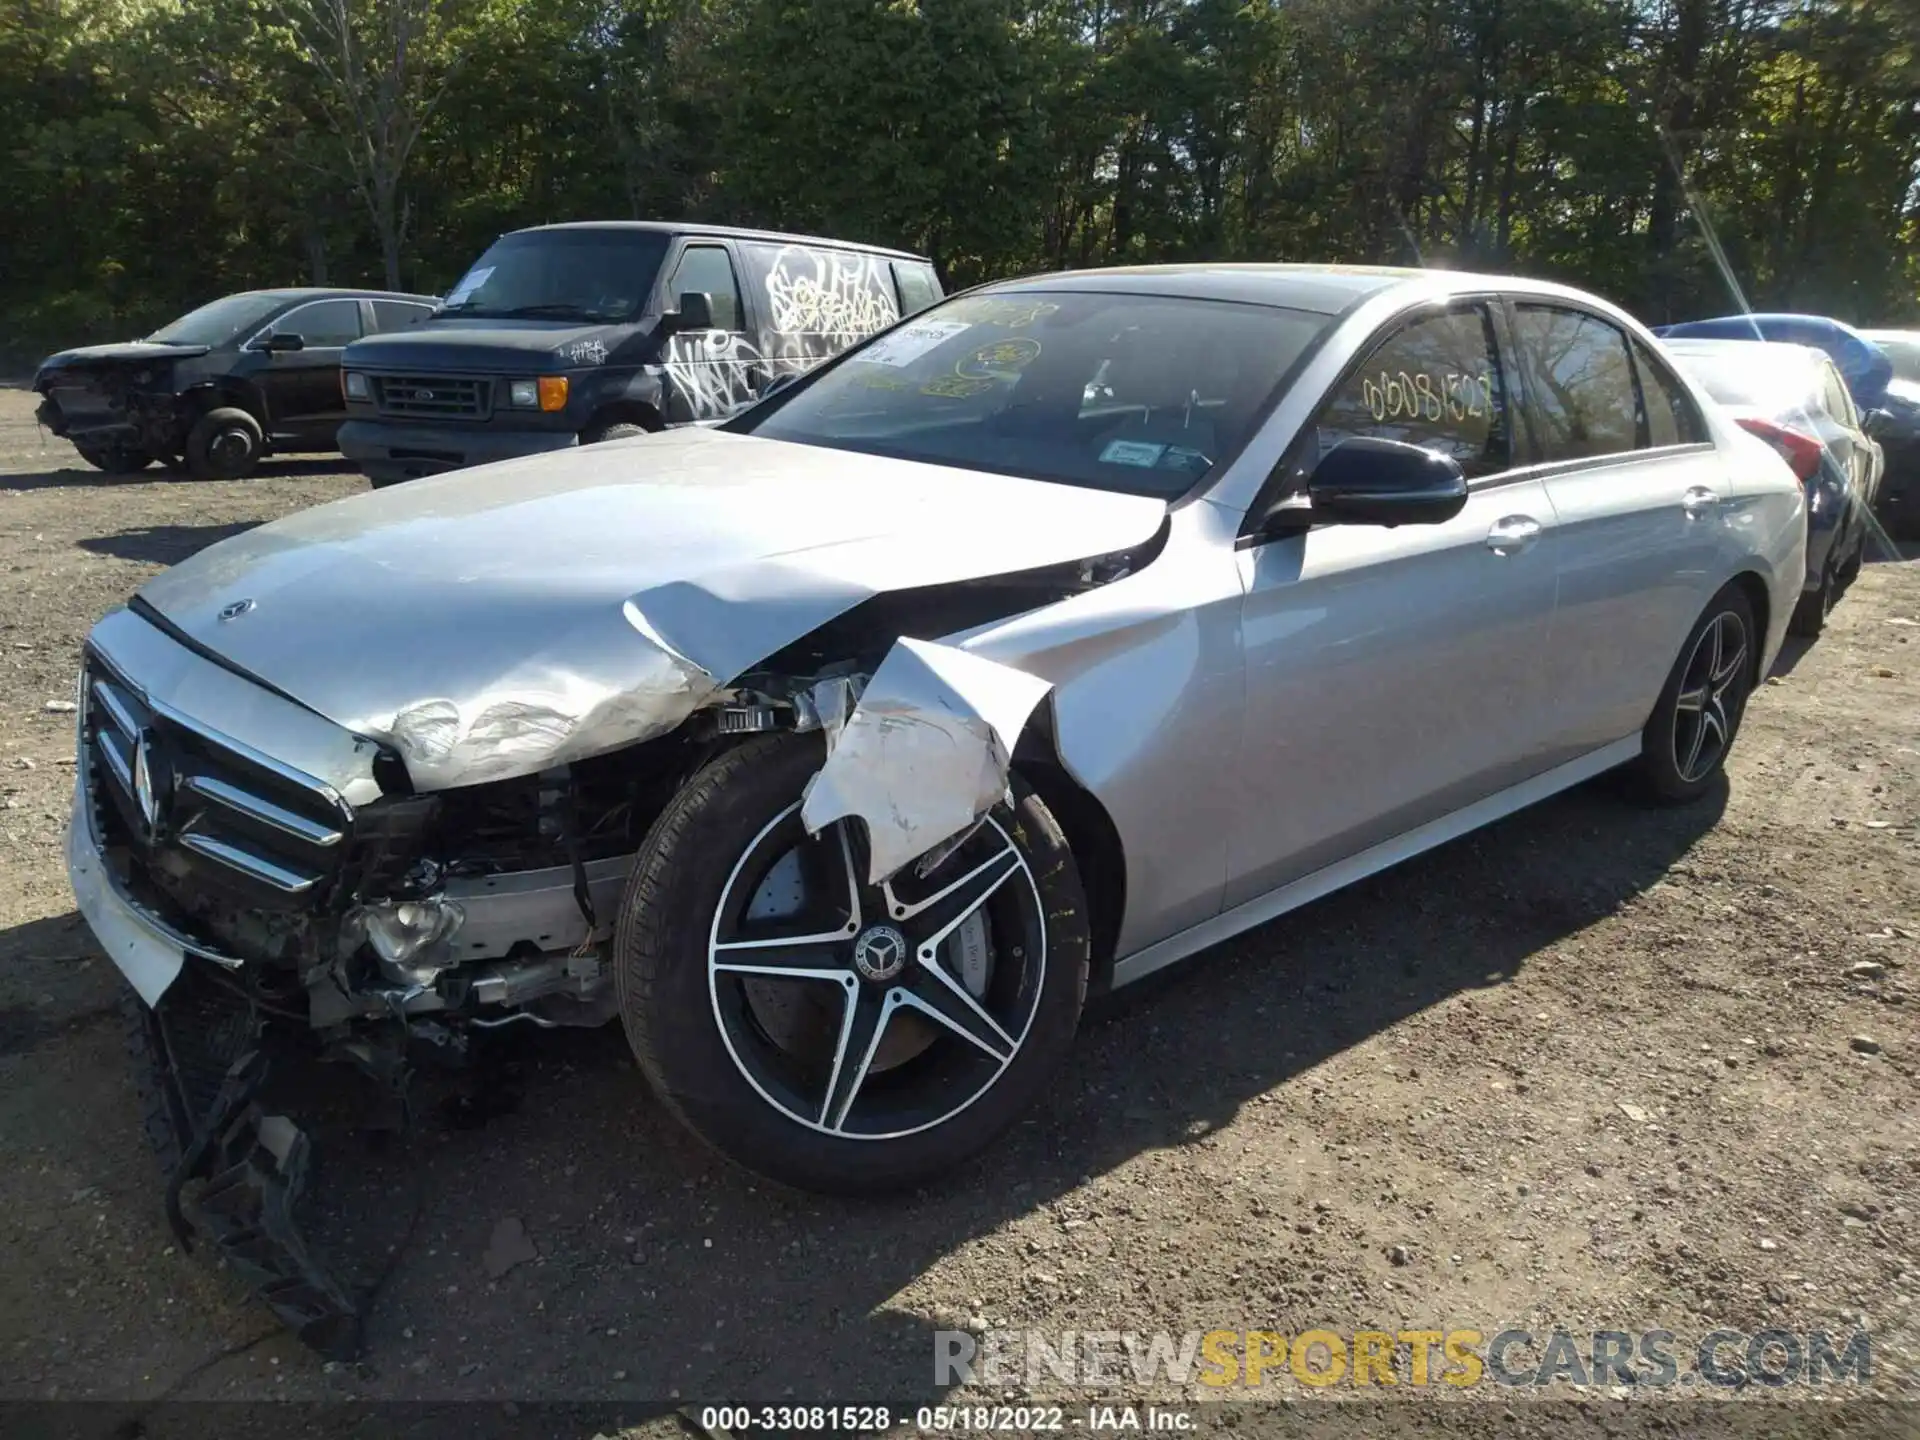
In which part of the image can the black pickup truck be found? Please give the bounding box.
[33,288,440,479]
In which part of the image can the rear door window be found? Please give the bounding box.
[371,300,435,332]
[1309,304,1513,479]
[275,299,362,348]
[1512,306,1642,461]
[665,245,745,332]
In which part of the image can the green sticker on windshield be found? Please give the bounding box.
[1101,439,1167,467]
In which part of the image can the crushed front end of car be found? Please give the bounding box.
[33,344,205,469]
[66,427,1167,1354]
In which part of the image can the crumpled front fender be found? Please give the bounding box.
[799,638,1053,883]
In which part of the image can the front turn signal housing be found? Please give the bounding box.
[538,375,569,412]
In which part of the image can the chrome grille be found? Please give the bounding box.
[83,656,350,904]
[372,374,491,420]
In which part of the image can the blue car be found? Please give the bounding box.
[1654,314,1894,410]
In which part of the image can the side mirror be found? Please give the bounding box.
[263,331,305,353]
[664,290,715,334]
[1862,408,1892,438]
[761,370,800,400]
[1304,436,1469,527]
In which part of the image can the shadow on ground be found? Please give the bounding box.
[1,457,353,494]
[77,523,261,565]
[1,769,1728,1402]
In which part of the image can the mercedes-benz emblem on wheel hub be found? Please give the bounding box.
[851,924,909,983]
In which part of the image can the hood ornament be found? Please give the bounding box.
[218,598,256,621]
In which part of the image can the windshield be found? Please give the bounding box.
[147,293,286,347]
[739,291,1332,496]
[435,230,669,324]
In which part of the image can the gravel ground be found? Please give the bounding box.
[0,385,1915,1429]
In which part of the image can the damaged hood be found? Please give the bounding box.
[133,428,1165,789]
[36,342,210,383]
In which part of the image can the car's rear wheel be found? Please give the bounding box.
[186,407,264,480]
[75,443,152,474]
[615,732,1089,1194]
[1837,526,1866,586]
[1630,584,1757,804]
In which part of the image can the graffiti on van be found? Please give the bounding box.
[664,244,907,421]
[764,246,900,350]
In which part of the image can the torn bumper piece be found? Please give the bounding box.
[182,1082,363,1361]
[800,637,1052,883]
[142,967,363,1360]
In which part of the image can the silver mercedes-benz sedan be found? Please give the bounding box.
[69,265,1803,1251]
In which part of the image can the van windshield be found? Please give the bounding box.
[435,230,669,324]
[738,290,1331,497]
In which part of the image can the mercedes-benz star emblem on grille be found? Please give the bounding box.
[132,731,162,831]
[218,598,255,621]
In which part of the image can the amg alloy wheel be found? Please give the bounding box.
[1631,584,1756,803]
[1671,609,1749,782]
[615,733,1089,1194]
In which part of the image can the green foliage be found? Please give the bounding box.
[2,0,1915,364]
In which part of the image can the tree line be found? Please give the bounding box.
[3,0,1915,363]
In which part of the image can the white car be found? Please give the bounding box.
[1662,337,1881,635]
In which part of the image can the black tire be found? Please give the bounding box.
[1836,527,1865,586]
[1629,583,1758,805]
[579,421,650,446]
[1787,559,1834,638]
[615,732,1090,1195]
[364,467,411,489]
[75,443,152,475]
[185,406,264,480]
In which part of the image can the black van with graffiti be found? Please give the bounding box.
[336,222,942,486]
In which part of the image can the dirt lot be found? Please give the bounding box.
[0,383,1915,1423]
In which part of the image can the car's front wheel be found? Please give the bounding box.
[615,732,1089,1194]
[75,443,152,474]
[1631,583,1758,804]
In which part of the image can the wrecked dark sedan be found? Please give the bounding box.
[68,266,1805,1352]
[33,288,438,478]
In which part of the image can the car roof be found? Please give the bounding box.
[971,263,1619,317]
[233,287,441,305]
[508,221,929,262]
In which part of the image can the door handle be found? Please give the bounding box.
[1485,515,1543,555]
[1681,486,1721,518]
